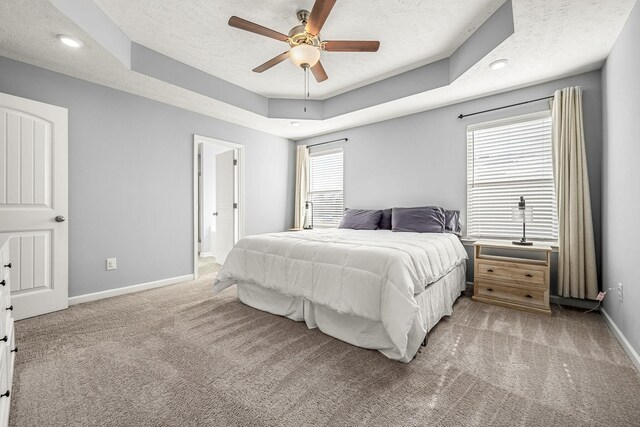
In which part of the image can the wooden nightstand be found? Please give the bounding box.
[472,240,552,315]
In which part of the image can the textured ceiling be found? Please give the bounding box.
[91,0,506,99]
[0,0,637,139]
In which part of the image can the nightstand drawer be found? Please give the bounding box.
[476,260,546,287]
[476,282,546,308]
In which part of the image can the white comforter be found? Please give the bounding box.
[213,229,468,358]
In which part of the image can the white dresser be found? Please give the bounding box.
[0,236,15,426]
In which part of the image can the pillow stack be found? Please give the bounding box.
[339,206,462,235]
[391,206,445,233]
[338,209,382,230]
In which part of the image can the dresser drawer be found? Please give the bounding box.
[3,319,14,388]
[0,344,8,427]
[0,245,8,278]
[0,312,11,348]
[476,260,546,287]
[0,273,8,319]
[0,295,4,343]
[0,244,7,266]
[476,281,546,308]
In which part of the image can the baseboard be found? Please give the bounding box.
[68,274,194,306]
[601,309,640,373]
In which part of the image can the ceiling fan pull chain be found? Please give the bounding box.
[304,66,309,113]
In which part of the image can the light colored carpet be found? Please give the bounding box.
[198,256,221,276]
[10,269,640,426]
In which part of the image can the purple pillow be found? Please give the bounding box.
[444,210,462,236]
[391,206,445,233]
[339,209,383,230]
[379,209,392,230]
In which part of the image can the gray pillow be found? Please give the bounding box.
[339,209,383,230]
[391,206,445,233]
[444,210,462,236]
[379,209,392,230]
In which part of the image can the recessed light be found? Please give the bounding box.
[489,59,508,70]
[57,34,82,48]
[290,121,301,127]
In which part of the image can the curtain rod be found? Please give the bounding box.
[457,95,553,119]
[307,137,348,148]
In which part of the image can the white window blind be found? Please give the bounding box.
[466,112,558,241]
[308,149,343,228]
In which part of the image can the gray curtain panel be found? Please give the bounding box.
[552,86,598,299]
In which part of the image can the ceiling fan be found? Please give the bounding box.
[228,0,380,83]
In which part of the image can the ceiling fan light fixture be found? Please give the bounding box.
[289,44,321,68]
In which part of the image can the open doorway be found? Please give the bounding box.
[193,135,245,279]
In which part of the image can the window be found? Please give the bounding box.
[466,112,558,241]
[308,148,344,228]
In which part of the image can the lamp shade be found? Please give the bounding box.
[290,44,321,68]
[512,206,533,222]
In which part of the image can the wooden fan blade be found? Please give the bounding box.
[228,16,289,42]
[306,0,336,35]
[252,51,290,73]
[311,61,328,82]
[323,40,380,52]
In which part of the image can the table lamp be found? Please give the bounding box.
[512,196,533,246]
[304,201,314,229]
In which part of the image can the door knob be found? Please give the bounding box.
[212,212,218,216]
[55,215,66,222]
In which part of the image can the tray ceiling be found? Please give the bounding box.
[0,0,636,139]
[92,0,506,100]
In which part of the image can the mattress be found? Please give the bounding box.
[235,262,466,362]
[213,229,468,361]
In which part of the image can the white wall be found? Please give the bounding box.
[602,2,640,356]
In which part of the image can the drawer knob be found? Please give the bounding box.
[0,280,4,287]
[0,336,7,342]
[0,391,9,398]
[5,306,11,311]
[487,288,494,292]
[11,347,17,353]
[3,263,10,268]
[525,273,533,277]
[487,269,494,273]
[525,294,533,298]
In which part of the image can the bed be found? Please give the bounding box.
[213,229,468,362]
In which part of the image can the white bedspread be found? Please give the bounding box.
[213,229,468,359]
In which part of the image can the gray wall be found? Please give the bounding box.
[0,56,295,298]
[602,3,640,355]
[298,70,603,294]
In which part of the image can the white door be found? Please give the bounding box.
[0,92,68,320]
[215,150,236,264]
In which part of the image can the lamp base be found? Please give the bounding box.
[512,240,533,246]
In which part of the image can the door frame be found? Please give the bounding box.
[193,135,245,279]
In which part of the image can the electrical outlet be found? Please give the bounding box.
[618,282,623,302]
[106,258,117,271]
